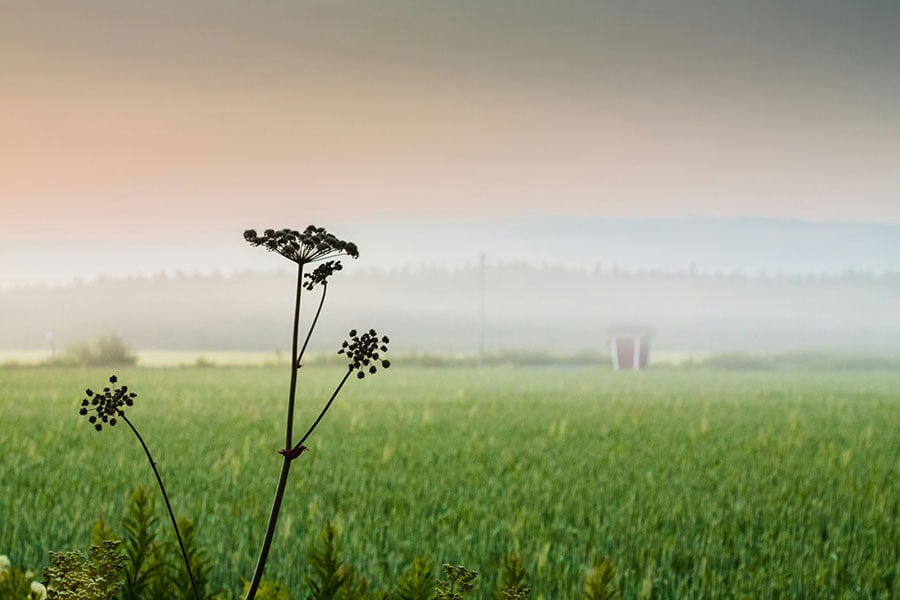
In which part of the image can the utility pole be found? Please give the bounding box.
[479,253,485,367]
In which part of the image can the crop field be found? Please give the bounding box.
[1,366,898,598]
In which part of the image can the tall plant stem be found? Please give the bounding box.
[121,415,200,600]
[246,263,305,600]
[285,263,305,447]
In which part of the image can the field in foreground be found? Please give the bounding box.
[1,366,898,599]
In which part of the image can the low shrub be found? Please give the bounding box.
[45,336,138,368]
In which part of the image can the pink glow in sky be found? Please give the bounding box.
[2,1,899,285]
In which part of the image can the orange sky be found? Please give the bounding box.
[2,1,899,251]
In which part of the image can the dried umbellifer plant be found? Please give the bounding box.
[242,226,390,599]
[76,226,390,600]
[79,376,201,600]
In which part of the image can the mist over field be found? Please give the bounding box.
[2,217,899,357]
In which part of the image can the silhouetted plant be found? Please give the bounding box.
[78,375,201,600]
[69,226,389,600]
[242,226,389,600]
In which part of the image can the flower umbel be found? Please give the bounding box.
[80,374,136,431]
[339,328,391,379]
[303,260,343,290]
[244,226,359,267]
[76,374,200,599]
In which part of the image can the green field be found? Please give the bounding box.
[1,366,898,598]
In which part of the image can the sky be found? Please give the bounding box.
[2,1,899,286]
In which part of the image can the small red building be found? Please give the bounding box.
[607,326,652,371]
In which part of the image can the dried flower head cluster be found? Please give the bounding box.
[244,227,359,267]
[79,374,136,431]
[303,260,343,291]
[339,329,391,378]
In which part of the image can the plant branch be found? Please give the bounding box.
[293,369,353,451]
[296,283,327,368]
[121,415,200,600]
